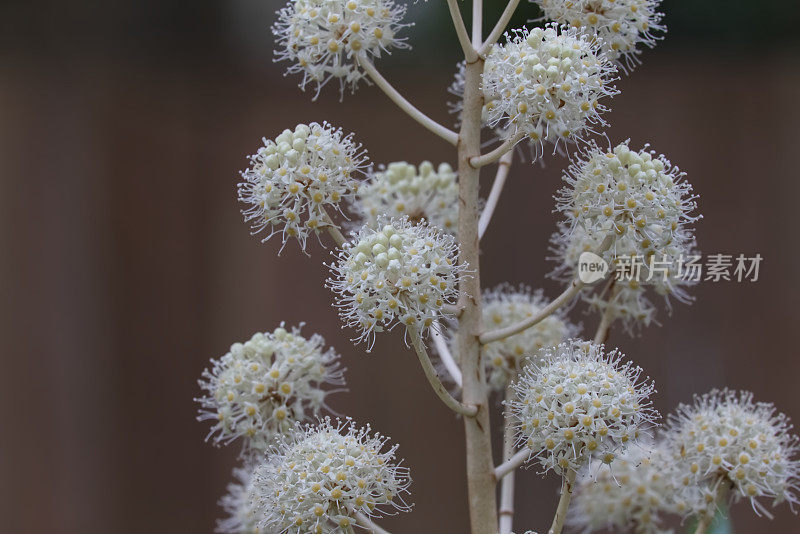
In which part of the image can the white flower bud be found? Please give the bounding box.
[534,0,665,69]
[252,418,411,533]
[196,324,345,453]
[508,339,658,474]
[663,389,800,518]
[482,24,617,148]
[351,161,460,234]
[273,0,410,96]
[238,122,367,252]
[327,217,466,348]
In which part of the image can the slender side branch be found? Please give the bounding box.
[479,0,521,56]
[354,512,392,534]
[592,283,618,344]
[431,320,462,387]
[472,0,483,46]
[480,233,615,344]
[320,208,347,247]
[494,448,528,480]
[358,57,459,146]
[548,469,577,534]
[409,326,477,417]
[469,133,523,168]
[498,386,517,534]
[446,0,478,63]
[478,151,513,240]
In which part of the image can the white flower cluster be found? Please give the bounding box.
[508,340,658,474]
[479,285,580,391]
[238,122,367,251]
[273,0,409,95]
[252,418,411,533]
[327,217,466,346]
[534,0,665,68]
[217,467,263,534]
[664,389,800,518]
[551,141,699,330]
[482,24,617,147]
[568,443,686,533]
[196,325,345,452]
[352,161,459,234]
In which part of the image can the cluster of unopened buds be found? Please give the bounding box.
[193,0,798,533]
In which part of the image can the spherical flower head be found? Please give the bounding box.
[273,0,409,96]
[534,0,665,68]
[352,161,459,234]
[508,339,658,475]
[327,217,466,347]
[238,122,367,252]
[196,325,345,453]
[551,141,700,331]
[482,24,618,147]
[252,418,411,533]
[664,389,800,517]
[217,466,264,534]
[569,442,684,533]
[480,285,580,391]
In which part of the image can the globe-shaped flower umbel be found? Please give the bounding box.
[238,122,368,251]
[550,141,700,330]
[479,285,580,391]
[273,0,409,95]
[327,217,466,347]
[252,418,411,534]
[508,340,658,474]
[568,442,690,533]
[534,0,665,68]
[664,389,800,518]
[196,325,345,453]
[482,24,617,147]
[352,161,459,234]
[217,466,264,534]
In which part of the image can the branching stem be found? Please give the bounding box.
[358,57,459,146]
[480,233,615,344]
[479,0,521,56]
[446,0,478,63]
[431,320,462,387]
[478,151,513,240]
[498,385,517,534]
[469,133,524,168]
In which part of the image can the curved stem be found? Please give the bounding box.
[480,233,615,344]
[354,512,392,534]
[494,447,528,480]
[446,0,478,63]
[479,0,521,55]
[548,469,577,534]
[409,325,477,417]
[469,133,523,168]
[431,320,462,387]
[478,151,513,240]
[498,386,517,534]
[358,57,459,146]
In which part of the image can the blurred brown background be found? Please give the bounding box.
[1,0,799,532]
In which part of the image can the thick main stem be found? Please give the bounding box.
[457,55,498,534]
[548,469,577,534]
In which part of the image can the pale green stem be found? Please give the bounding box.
[548,469,577,534]
[409,325,477,417]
